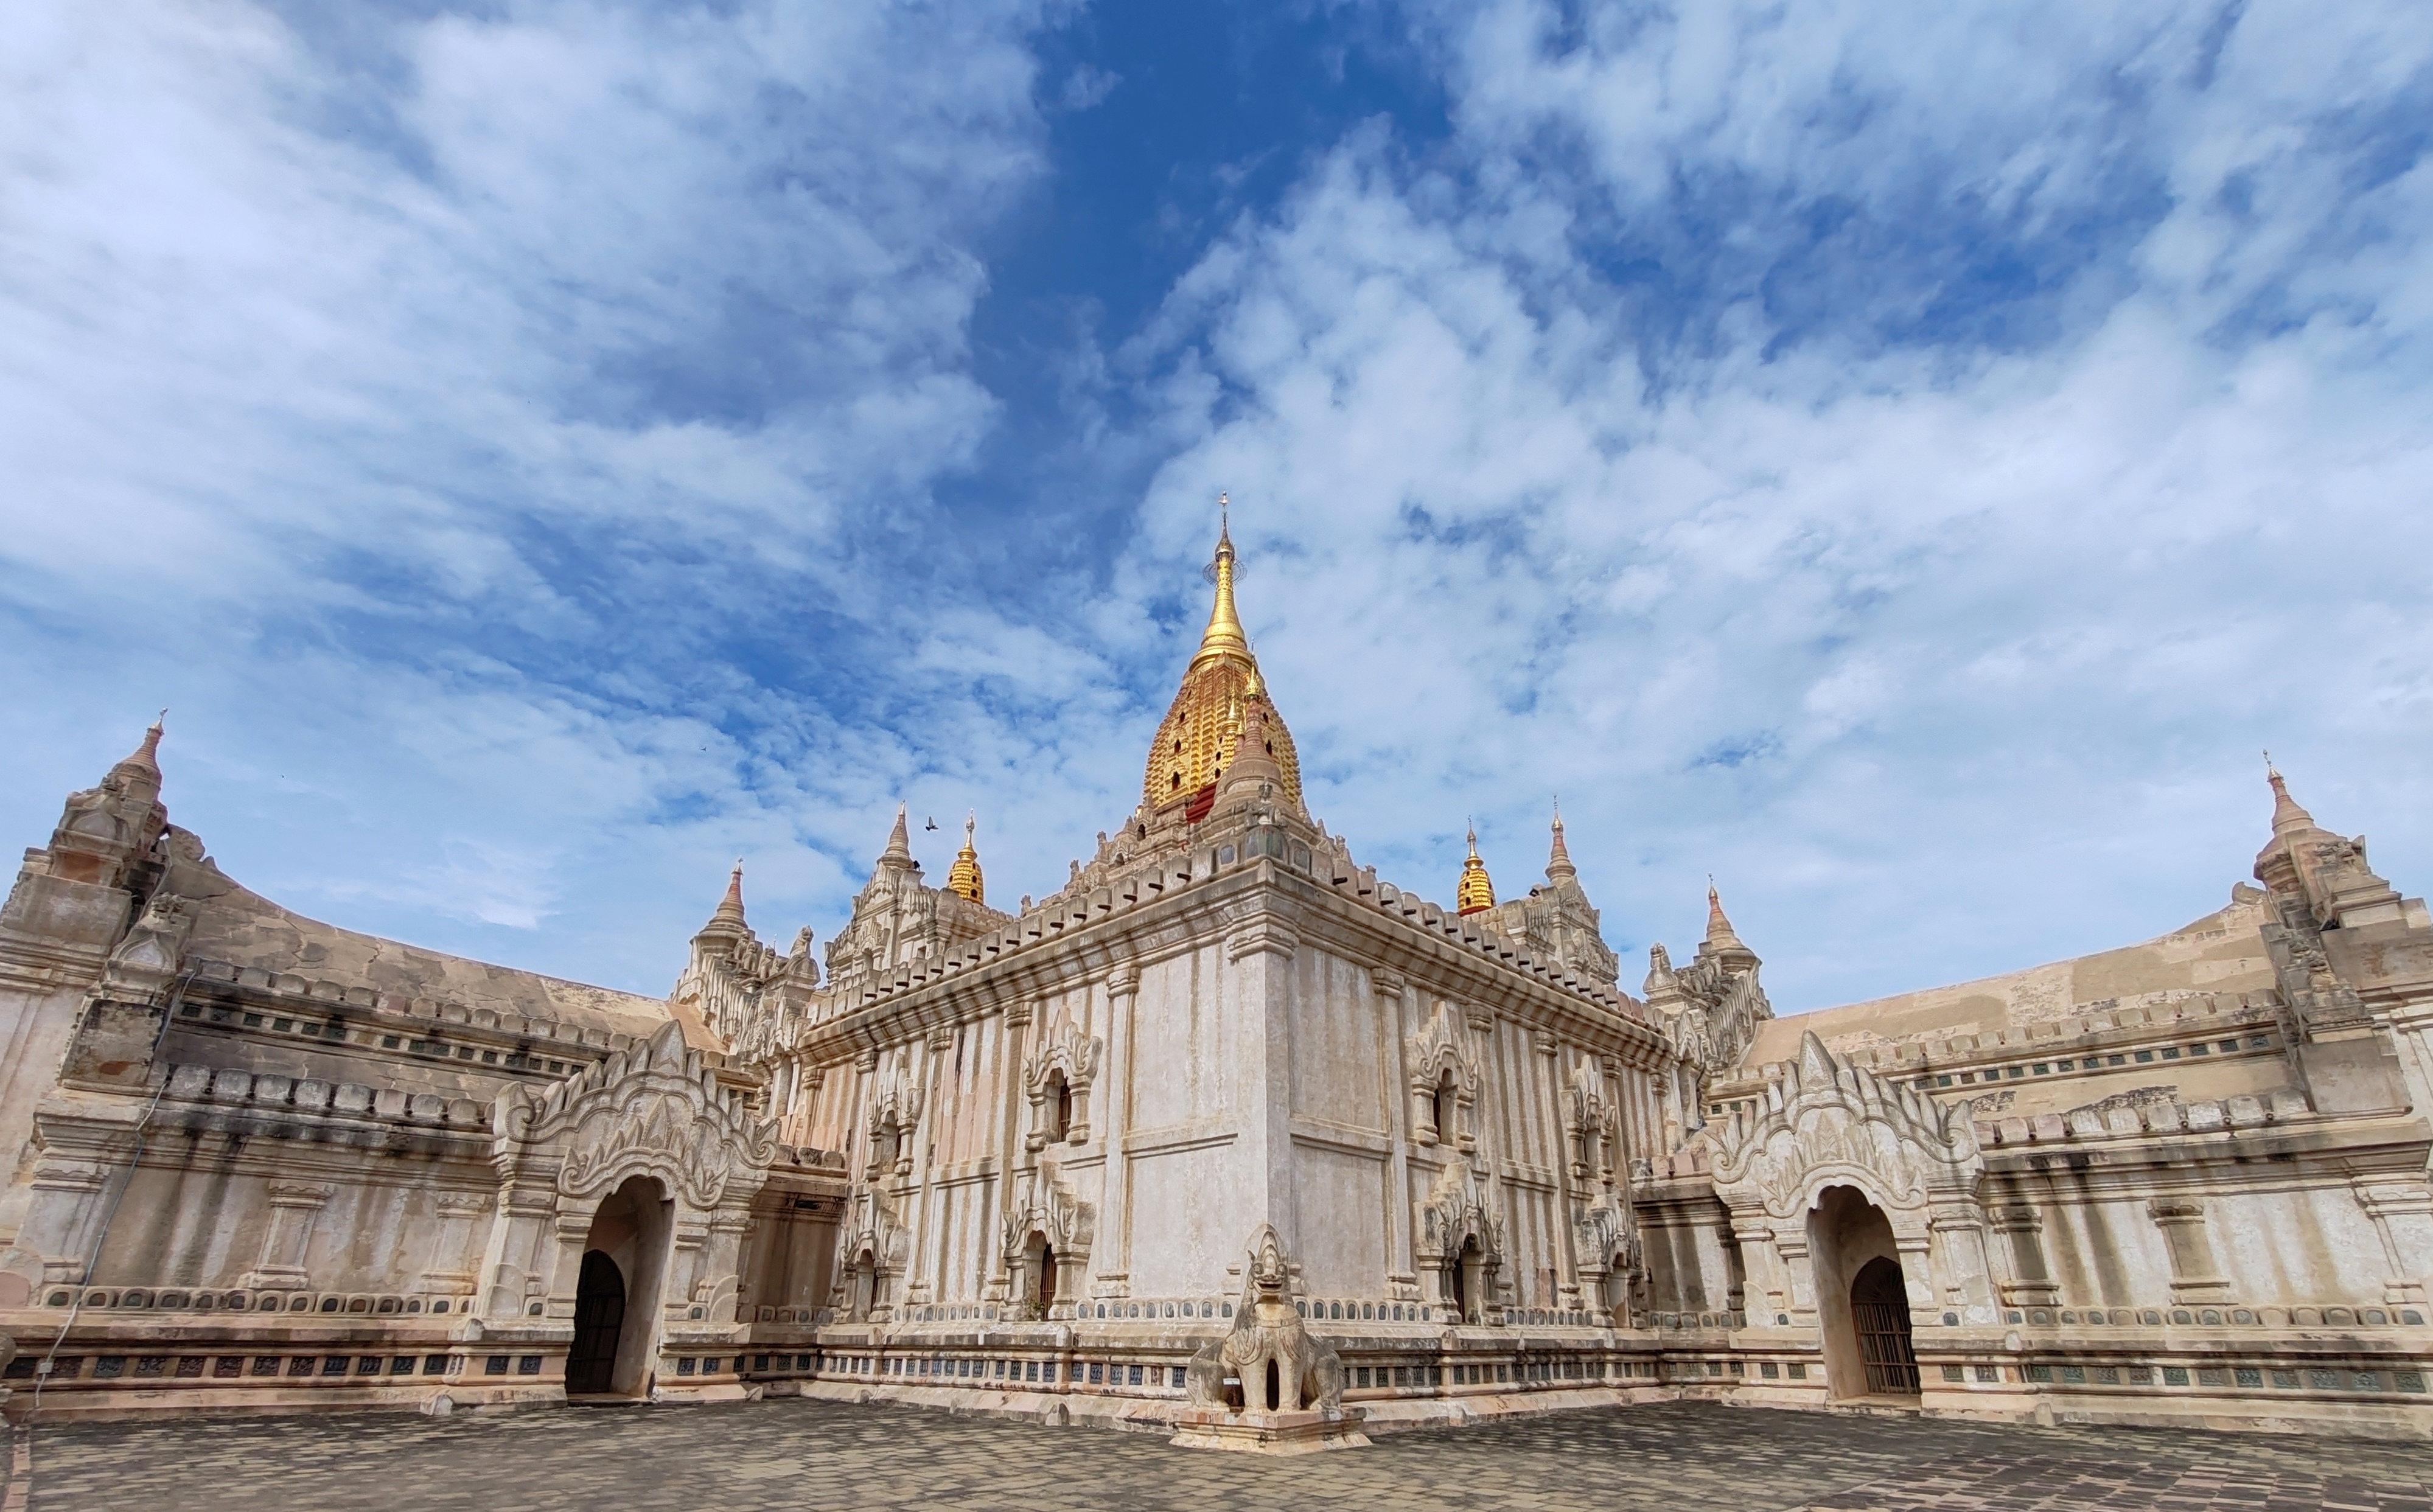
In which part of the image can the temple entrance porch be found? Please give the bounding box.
[1809,1185,1916,1401]
[568,1175,674,1399]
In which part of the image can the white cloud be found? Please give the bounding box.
[8,0,2432,1019]
[0,0,1076,989]
[1105,0,2433,1009]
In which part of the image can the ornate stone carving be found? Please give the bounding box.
[1174,1226,1367,1451]
[494,1021,777,1213]
[1002,1166,1095,1265]
[1415,1154,1504,1319]
[1564,1057,1619,1181]
[1405,1000,1481,1149]
[862,1061,926,1178]
[1022,1014,1103,1147]
[1711,1031,1980,1222]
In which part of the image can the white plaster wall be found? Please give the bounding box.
[1125,1142,1242,1295]
[1291,1144,1389,1294]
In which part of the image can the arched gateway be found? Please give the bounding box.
[1711,1031,1992,1398]
[484,1022,777,1402]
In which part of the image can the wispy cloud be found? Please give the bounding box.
[5,1,2429,1013]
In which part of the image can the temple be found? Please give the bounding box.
[0,526,2428,1440]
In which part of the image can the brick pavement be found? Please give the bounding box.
[10,1399,2431,1511]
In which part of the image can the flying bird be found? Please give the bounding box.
[925,817,939,831]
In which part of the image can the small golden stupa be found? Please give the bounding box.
[1456,824,1496,915]
[945,812,985,904]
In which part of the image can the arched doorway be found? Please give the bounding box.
[845,1245,879,1321]
[1036,1242,1058,1314]
[1600,1251,1635,1323]
[1851,1256,1920,1396]
[575,1175,673,1398]
[1809,1185,1913,1399]
[567,1251,625,1396]
[1451,1237,1484,1323]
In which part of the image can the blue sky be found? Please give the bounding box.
[5,0,2431,1011]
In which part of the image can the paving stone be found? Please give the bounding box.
[10,1399,2432,1511]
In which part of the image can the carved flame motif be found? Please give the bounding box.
[1710,1031,1980,1221]
[1405,1000,1480,1093]
[1022,1016,1103,1096]
[494,1021,777,1212]
[1415,1155,1504,1266]
[1001,1164,1095,1258]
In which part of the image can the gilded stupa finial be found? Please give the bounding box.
[946,811,985,904]
[1192,492,1250,669]
[1457,821,1496,915]
[1142,501,1304,810]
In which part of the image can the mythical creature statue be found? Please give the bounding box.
[1185,1225,1346,1415]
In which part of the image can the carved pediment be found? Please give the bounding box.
[494,1020,777,1213]
[1023,1015,1103,1095]
[1406,1000,1481,1093]
[1711,1031,1980,1221]
[864,1062,926,1139]
[1415,1155,1503,1264]
[1002,1165,1095,1256]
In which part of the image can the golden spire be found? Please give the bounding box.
[1192,492,1251,670]
[946,811,985,904]
[1142,497,1304,810]
[1457,823,1496,915]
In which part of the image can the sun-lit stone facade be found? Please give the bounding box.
[0,531,2428,1440]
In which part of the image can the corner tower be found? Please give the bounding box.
[1142,506,1304,818]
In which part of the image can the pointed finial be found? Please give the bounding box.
[113,711,167,782]
[1192,496,1249,668]
[1546,798,1576,880]
[879,802,916,868]
[946,809,985,904]
[2263,753,2316,836]
[1703,878,1753,963]
[1457,821,1496,915]
[700,857,748,933]
[1706,876,1731,933]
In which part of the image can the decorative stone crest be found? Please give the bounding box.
[1022,1015,1104,1147]
[1405,1000,1481,1148]
[1415,1154,1505,1320]
[862,1061,926,1179]
[1564,1057,1620,1181]
[495,1022,777,1213]
[1711,1031,1980,1222]
[1000,1163,1095,1315]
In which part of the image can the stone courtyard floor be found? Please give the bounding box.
[9,1398,2432,1512]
